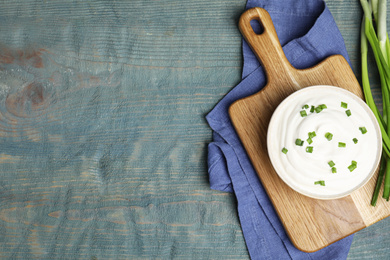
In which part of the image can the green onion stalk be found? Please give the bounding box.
[359,0,390,205]
[377,0,390,200]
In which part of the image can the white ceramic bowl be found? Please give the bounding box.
[267,85,382,200]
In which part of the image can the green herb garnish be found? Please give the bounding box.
[282,147,288,154]
[325,132,333,141]
[348,161,357,172]
[346,109,352,117]
[300,110,307,117]
[328,161,335,167]
[359,126,367,134]
[338,142,346,148]
[308,131,316,138]
[341,102,348,109]
[315,106,323,113]
[295,139,304,146]
[314,180,325,186]
[348,164,357,172]
[306,146,313,153]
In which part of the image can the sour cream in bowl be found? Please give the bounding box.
[267,85,382,200]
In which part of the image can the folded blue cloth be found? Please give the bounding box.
[206,0,354,259]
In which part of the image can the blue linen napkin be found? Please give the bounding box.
[206,0,354,259]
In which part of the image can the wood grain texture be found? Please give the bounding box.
[0,0,249,259]
[0,0,388,259]
[229,7,390,253]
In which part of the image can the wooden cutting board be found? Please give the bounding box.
[229,7,390,252]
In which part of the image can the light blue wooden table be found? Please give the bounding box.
[0,0,388,258]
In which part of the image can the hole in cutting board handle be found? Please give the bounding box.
[249,19,264,35]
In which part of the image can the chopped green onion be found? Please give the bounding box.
[307,137,313,144]
[338,142,346,148]
[332,167,337,173]
[320,104,327,109]
[346,109,352,117]
[325,132,333,141]
[282,147,288,154]
[341,102,348,108]
[300,110,307,117]
[310,105,315,113]
[353,138,358,144]
[348,164,357,172]
[314,180,325,186]
[348,160,357,172]
[302,104,309,109]
[295,139,304,146]
[315,106,323,113]
[328,160,335,167]
[306,146,313,153]
[359,126,368,134]
[308,131,316,138]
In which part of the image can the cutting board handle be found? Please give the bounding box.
[239,7,297,86]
